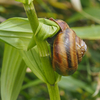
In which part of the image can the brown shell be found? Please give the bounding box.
[50,18,87,76]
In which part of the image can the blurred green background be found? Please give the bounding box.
[0,0,100,100]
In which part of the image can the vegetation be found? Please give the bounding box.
[0,0,100,100]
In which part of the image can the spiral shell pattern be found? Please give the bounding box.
[50,18,87,76]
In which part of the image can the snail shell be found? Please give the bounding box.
[50,18,87,76]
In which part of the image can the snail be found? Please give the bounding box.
[49,18,87,76]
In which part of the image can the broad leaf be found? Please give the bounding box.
[0,18,32,50]
[0,17,100,51]
[0,17,59,50]
[19,44,58,84]
[19,45,48,83]
[1,44,27,100]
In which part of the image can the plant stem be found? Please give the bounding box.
[24,2,39,33]
[36,40,56,84]
[47,83,61,100]
[23,1,61,100]
[24,1,56,85]
[24,2,39,49]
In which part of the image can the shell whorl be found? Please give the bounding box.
[50,18,87,76]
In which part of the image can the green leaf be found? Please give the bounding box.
[19,44,60,84]
[67,12,83,23]
[0,18,60,84]
[81,7,100,24]
[72,25,100,39]
[15,0,33,4]
[0,17,100,50]
[35,18,60,39]
[34,39,57,84]
[1,44,27,100]
[0,17,32,50]
[67,7,100,23]
[27,18,60,50]
[19,45,48,83]
[0,17,60,50]
[58,76,94,94]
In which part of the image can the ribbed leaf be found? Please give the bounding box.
[0,17,59,50]
[19,45,48,83]
[19,41,61,84]
[0,17,99,51]
[1,44,27,100]
[0,18,32,50]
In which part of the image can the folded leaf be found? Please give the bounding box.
[1,44,27,100]
[0,17,100,52]
[0,17,60,50]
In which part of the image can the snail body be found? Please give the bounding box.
[50,18,87,76]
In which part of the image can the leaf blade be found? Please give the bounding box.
[19,45,48,83]
[1,44,27,100]
[0,17,60,50]
[72,25,100,39]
